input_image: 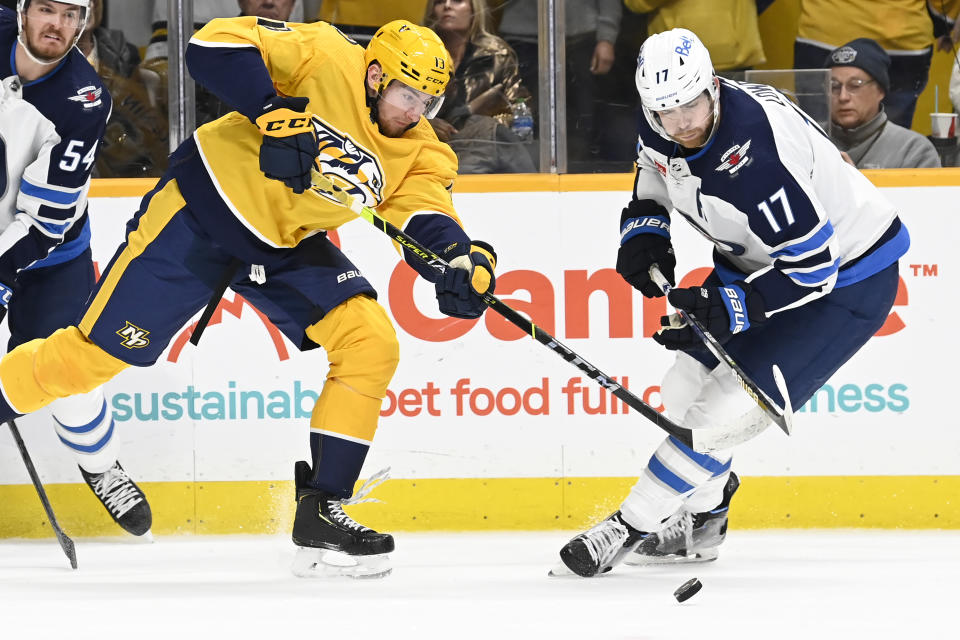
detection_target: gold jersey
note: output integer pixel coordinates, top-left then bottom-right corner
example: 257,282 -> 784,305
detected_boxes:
188,17 -> 461,249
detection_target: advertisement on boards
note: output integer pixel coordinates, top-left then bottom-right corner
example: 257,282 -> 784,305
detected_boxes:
0,186 -> 954,485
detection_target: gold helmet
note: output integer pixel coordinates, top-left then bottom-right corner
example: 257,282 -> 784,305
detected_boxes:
364,20 -> 452,118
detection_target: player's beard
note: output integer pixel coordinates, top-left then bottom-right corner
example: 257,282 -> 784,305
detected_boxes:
24,24 -> 75,64
377,115 -> 418,138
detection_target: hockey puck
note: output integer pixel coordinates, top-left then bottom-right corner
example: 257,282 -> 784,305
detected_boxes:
673,578 -> 702,603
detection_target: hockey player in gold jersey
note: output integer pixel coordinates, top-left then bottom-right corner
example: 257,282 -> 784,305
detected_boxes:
0,17 -> 496,578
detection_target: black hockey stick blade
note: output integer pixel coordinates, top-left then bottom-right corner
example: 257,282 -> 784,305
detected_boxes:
7,421 -> 78,569
308,169 -> 698,449
649,265 -> 793,436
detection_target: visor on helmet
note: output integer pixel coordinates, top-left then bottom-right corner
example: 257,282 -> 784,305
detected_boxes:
379,79 -> 445,119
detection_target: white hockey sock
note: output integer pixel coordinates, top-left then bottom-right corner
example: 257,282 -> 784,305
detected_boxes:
52,388 -> 118,474
620,436 -> 733,532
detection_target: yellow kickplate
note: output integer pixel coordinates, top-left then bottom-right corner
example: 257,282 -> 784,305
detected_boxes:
0,476 -> 956,538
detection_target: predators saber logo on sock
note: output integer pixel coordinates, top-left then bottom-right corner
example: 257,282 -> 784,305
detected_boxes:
117,322 -> 151,349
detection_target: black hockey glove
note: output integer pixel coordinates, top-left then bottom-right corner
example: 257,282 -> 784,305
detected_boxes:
254,96 -> 319,194
616,211 -> 675,298
653,281 -> 766,350
435,241 -> 497,319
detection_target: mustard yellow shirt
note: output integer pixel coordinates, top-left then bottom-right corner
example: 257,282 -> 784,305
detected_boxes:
625,0 -> 766,70
316,1 -> 429,28
798,0 -> 934,52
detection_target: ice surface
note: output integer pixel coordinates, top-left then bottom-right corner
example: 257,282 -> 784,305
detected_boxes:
0,530 -> 956,639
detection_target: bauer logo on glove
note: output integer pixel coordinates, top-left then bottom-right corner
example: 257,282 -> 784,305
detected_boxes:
653,281 -> 766,350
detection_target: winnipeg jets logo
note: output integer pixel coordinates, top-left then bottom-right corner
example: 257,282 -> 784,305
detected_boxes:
68,85 -> 102,109
715,140 -> 752,174
117,322 -> 150,349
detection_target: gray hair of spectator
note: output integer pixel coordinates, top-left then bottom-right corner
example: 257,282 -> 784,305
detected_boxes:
422,0 -> 491,43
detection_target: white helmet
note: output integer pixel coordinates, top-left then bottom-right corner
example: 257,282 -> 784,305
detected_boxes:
17,0 -> 90,65
635,28 -> 719,143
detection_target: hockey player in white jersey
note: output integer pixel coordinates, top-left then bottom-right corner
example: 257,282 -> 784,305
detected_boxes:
0,0 -> 151,536
558,28 -> 908,577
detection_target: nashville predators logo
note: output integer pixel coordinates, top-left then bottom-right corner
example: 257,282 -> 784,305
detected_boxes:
117,322 -> 151,349
311,116 -> 385,207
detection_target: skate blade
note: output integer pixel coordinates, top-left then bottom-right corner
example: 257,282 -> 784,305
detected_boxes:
624,548 -> 719,566
291,547 -> 392,580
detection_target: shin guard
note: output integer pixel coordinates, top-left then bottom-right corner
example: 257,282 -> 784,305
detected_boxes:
303,296 -> 399,497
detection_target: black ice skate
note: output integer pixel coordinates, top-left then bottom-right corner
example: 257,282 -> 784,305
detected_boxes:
625,471 -> 740,566
290,461 -> 394,579
554,511 -> 653,578
80,462 -> 152,537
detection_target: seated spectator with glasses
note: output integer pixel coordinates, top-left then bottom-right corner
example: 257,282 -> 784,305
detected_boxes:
824,38 -> 940,169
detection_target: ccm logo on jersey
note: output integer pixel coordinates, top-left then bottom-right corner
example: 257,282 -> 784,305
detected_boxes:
716,140 -> 752,174
68,85 -> 102,109
337,269 -> 362,283
117,322 -> 151,349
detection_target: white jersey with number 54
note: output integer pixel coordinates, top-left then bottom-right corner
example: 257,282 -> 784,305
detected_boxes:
0,75 -> 60,232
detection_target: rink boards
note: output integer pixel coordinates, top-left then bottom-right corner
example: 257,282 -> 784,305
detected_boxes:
1,170 -> 958,537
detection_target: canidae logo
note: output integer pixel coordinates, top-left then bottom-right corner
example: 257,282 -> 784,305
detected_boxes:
384,265 -> 910,343
117,322 -> 150,348
159,262 -> 909,360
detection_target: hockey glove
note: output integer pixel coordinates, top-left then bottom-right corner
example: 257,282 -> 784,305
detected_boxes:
616,213 -> 675,298
255,96 -> 319,194
435,241 -> 497,319
653,282 -> 766,350
0,282 -> 11,324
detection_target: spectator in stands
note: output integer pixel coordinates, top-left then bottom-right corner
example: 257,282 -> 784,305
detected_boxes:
791,0 -> 935,129
498,0 -> 621,166
951,54 -> 960,114
623,0 -> 765,72
311,0 -> 427,44
930,0 -> 960,52
424,0 -> 534,173
78,0 -> 169,177
825,38 -> 940,169
139,0 -> 300,126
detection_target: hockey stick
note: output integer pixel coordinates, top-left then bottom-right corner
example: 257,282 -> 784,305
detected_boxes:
6,420 -> 78,569
649,266 -> 793,436
308,168 -> 773,452
190,258 -> 242,346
